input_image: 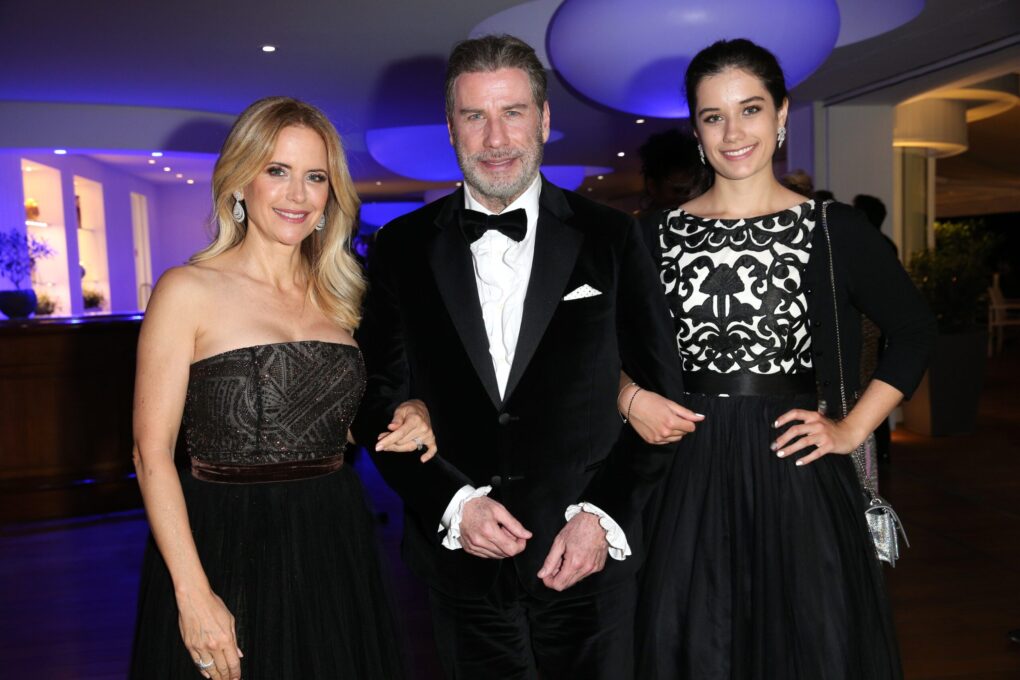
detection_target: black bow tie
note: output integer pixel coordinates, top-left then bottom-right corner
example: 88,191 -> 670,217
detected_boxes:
459,208 -> 528,244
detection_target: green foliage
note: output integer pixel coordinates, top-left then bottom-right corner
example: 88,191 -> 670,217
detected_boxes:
82,288 -> 106,310
35,292 -> 58,315
908,220 -> 997,333
0,230 -> 55,289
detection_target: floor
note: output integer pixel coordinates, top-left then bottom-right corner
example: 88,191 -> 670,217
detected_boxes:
1,354 -> 1019,679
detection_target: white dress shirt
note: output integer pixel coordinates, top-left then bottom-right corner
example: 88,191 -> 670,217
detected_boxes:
438,176 -> 631,561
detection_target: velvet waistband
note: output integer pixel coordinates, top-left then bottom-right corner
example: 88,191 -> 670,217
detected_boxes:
682,371 -> 816,397
190,455 -> 344,484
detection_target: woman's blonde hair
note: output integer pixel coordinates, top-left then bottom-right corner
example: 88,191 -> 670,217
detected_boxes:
191,96 -> 365,329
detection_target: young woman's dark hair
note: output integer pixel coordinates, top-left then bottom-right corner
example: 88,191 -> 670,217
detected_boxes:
684,39 -> 789,120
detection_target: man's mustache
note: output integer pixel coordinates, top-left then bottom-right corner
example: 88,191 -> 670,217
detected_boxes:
470,149 -> 523,163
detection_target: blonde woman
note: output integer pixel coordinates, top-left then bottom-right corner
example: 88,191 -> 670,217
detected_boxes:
130,97 -> 429,679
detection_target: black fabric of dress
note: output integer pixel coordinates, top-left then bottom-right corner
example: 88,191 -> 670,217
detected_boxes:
130,341 -> 404,679
637,204 -> 902,679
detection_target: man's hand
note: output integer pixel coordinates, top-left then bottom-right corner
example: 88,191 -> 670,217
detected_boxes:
537,512 -> 609,591
459,496 -> 532,559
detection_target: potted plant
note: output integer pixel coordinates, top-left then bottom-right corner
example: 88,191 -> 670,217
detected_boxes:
903,219 -> 996,435
0,229 -> 55,319
82,287 -> 106,312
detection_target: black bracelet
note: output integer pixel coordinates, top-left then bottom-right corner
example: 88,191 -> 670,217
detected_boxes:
622,387 -> 643,424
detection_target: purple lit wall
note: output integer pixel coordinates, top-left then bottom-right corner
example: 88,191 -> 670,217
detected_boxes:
150,182 -> 215,280
2,151 -> 162,314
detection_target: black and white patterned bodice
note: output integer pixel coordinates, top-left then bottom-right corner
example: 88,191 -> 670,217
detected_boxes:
658,201 -> 816,375
183,341 -> 364,465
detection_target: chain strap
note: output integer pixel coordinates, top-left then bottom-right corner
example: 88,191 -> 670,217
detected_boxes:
818,200 -> 877,499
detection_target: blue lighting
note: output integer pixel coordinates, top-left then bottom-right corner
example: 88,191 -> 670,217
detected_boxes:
541,165 -> 613,191
366,124 -> 565,181
360,202 -> 426,231
546,0 -> 841,118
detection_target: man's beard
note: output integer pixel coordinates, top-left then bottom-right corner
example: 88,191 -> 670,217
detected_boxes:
454,124 -> 544,209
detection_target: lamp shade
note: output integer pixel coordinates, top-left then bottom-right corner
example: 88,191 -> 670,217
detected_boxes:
546,0 -> 840,118
366,124 -> 565,181
894,99 -> 968,158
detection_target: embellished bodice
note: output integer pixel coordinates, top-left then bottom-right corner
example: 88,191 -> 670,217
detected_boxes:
658,201 -> 817,375
184,341 -> 365,465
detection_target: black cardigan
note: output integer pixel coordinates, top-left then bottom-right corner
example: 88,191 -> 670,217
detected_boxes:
643,201 -> 936,413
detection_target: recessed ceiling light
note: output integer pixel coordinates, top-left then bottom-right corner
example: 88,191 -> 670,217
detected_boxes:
635,118 -> 645,124
151,151 -> 163,157
375,181 -> 382,186
163,166 -> 171,172
455,181 -> 462,187
54,149 -> 67,155
24,167 -> 33,172
187,179 -> 195,185
147,159 -> 156,165
617,151 -> 625,157
176,173 -> 183,178
262,45 -> 277,53
597,175 -> 604,180
587,187 -> 593,192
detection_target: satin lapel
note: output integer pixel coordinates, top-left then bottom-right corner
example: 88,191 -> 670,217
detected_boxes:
503,182 -> 581,400
428,193 -> 502,409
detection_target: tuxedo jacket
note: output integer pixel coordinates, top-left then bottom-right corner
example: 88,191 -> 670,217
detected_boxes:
352,178 -> 684,599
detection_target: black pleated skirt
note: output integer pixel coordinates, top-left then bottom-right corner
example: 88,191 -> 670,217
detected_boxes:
637,392 -> 902,680
130,465 -> 405,679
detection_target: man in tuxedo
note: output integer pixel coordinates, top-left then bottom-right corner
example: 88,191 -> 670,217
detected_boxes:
353,34 -> 691,679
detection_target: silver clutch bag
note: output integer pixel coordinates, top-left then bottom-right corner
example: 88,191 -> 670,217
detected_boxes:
864,494 -> 909,566
820,201 -> 909,567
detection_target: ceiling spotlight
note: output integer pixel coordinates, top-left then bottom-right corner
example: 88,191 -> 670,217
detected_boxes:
617,151 -> 625,157
587,187 -> 593,192
597,175 -> 604,180
455,181 -> 462,187
375,181 -> 382,186
54,149 -> 67,155
163,166 -> 171,172
176,173 -> 183,178
24,167 -> 33,172
635,118 -> 645,124
151,151 -> 163,157
148,159 -> 156,164
261,45 -> 277,53
187,179 -> 195,185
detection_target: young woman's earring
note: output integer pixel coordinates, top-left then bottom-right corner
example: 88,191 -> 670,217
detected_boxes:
231,191 -> 245,223
315,213 -> 326,231
698,144 -> 706,165
777,126 -> 787,149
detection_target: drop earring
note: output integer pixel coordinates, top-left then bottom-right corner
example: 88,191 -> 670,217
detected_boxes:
231,191 -> 245,223
777,126 -> 787,149
315,213 -> 326,231
698,143 -> 706,165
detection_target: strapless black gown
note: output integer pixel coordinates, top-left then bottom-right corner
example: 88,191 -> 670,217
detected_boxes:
130,341 -> 404,678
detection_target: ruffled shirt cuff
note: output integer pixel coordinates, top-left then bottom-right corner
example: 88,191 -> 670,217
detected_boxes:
437,485 -> 493,550
565,502 -> 632,561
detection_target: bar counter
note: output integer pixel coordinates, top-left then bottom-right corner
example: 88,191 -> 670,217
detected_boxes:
0,314 -> 143,521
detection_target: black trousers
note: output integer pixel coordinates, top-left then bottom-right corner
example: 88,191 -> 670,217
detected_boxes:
428,562 -> 636,680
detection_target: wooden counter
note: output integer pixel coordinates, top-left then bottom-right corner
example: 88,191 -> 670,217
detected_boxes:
0,314 -> 143,521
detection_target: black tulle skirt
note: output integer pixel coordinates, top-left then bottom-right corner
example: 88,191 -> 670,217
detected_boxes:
637,392 -> 902,680
130,465 -> 405,679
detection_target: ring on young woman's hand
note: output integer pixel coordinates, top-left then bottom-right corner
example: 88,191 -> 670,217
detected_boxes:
194,658 -> 214,669
413,437 -> 426,452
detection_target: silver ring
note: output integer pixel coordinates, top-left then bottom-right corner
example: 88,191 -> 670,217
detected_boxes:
413,437 -> 426,452
195,658 -> 214,670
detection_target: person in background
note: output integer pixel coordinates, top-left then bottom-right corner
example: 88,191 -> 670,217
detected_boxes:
638,128 -> 707,225
130,97 -> 431,679
781,167 -> 814,198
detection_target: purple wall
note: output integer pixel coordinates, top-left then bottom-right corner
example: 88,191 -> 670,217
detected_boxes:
150,182 -> 214,281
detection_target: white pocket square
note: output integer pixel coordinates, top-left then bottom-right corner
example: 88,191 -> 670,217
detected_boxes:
563,284 -> 602,301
